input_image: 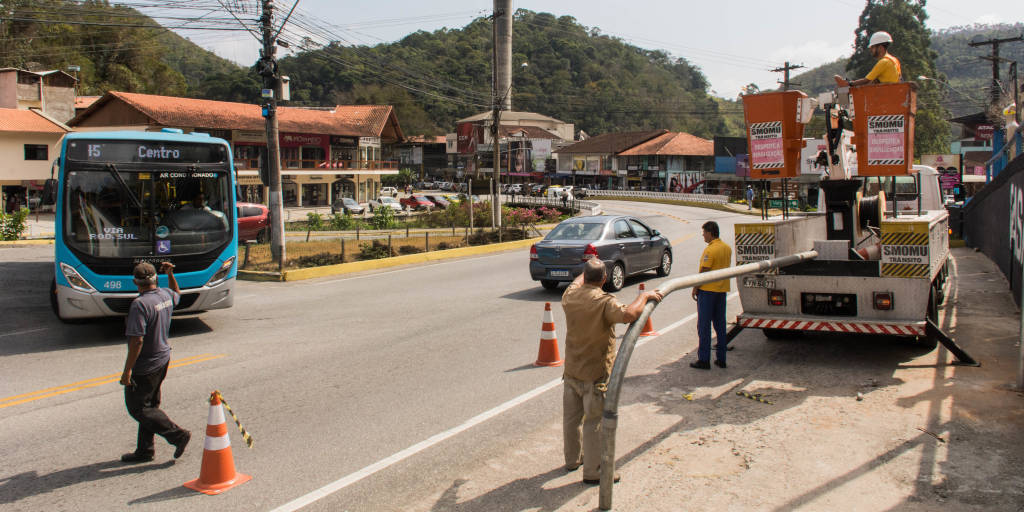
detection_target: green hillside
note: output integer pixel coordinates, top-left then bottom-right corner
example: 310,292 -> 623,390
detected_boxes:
276,10 -> 729,138
0,0 -> 243,98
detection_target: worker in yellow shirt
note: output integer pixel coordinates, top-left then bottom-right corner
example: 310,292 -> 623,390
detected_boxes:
833,31 -> 902,87
691,221 -> 732,370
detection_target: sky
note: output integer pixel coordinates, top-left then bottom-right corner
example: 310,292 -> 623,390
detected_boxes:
176,0 -> 1024,101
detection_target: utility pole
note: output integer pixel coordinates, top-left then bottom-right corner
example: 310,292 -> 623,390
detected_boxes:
771,61 -> 804,91
971,34 -> 1022,177
259,0 -> 285,270
969,34 -> 1023,107
491,0 -> 511,240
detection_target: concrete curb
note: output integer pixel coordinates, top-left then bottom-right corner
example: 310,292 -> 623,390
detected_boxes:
0,239 -> 54,247
238,237 -> 542,282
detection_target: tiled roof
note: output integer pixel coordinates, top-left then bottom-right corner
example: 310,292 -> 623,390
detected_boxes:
498,125 -> 560,139
0,108 -> 69,133
457,110 -> 566,124
75,96 -> 101,109
617,132 -> 713,156
71,92 -> 397,138
557,130 -> 668,154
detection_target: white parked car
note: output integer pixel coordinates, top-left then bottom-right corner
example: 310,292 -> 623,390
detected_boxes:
380,186 -> 399,197
368,196 -> 403,213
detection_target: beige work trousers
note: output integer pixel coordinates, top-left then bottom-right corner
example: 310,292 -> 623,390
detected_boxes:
563,376 -> 606,480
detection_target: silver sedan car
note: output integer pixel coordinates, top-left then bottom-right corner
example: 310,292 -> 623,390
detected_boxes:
529,215 -> 672,291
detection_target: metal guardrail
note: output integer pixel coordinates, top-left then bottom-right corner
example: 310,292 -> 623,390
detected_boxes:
506,195 -> 601,214
587,189 -> 729,205
598,250 -> 818,510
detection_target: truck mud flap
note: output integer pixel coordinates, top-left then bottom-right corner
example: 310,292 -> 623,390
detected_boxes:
926,319 -> 980,366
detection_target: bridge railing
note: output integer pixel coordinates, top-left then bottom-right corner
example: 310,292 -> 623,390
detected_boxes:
586,189 -> 729,204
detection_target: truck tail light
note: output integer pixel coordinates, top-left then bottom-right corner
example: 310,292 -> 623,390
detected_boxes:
582,244 -> 599,261
873,291 -> 893,310
768,289 -> 786,306
530,244 -> 538,261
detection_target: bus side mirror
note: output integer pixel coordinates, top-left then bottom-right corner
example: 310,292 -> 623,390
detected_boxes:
42,179 -> 57,205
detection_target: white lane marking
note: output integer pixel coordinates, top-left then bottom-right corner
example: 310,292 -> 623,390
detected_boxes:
0,327 -> 49,339
311,252 -> 509,286
271,292 -> 739,511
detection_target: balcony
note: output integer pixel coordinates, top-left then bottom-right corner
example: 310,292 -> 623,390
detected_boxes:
233,158 -> 399,171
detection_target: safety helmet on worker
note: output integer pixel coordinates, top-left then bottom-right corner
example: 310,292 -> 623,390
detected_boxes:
868,31 -> 893,48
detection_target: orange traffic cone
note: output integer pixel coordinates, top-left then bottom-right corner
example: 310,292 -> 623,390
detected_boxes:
184,391 -> 252,495
535,302 -> 564,367
639,284 -> 659,337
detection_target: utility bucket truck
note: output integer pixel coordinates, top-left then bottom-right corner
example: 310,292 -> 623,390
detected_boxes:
731,82 -> 976,365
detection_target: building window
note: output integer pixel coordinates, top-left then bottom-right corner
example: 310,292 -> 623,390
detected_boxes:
24,144 -> 48,160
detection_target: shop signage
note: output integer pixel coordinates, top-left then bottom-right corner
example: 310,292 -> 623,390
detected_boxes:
233,130 -> 266,143
359,136 -> 381,148
331,136 -> 357,145
975,124 -> 994,141
281,134 -> 324,147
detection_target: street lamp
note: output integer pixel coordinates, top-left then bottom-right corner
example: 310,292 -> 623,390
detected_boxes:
917,75 -> 985,106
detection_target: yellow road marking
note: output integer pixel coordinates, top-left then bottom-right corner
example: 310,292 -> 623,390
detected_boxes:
0,354 -> 226,409
671,233 -> 698,246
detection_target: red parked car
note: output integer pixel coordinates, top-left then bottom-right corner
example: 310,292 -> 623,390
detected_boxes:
400,194 -> 435,211
237,202 -> 269,242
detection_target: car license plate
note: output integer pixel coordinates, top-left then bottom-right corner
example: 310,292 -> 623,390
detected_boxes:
743,276 -> 775,288
549,270 -> 570,278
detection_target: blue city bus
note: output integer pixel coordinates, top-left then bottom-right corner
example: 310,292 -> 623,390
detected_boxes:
50,129 -> 238,321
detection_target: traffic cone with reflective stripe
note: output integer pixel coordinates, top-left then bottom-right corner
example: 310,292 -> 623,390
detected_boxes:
639,284 -> 659,336
534,302 -> 563,367
184,391 -> 252,495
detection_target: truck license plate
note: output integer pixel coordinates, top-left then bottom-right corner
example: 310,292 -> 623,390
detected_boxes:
743,276 -> 775,288
550,270 -> 570,278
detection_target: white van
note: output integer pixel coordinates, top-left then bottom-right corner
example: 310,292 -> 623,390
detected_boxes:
547,186 -> 573,201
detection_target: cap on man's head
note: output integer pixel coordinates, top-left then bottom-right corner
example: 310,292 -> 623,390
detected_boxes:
133,262 -> 157,285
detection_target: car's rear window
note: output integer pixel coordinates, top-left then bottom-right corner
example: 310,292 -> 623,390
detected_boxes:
547,222 -> 604,241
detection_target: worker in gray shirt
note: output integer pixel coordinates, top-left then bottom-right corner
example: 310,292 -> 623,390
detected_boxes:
119,261 -> 191,463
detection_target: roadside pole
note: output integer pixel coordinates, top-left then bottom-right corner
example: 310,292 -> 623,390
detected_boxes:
260,0 -> 285,270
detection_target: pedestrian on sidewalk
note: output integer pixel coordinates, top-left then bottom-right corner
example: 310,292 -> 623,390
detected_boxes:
561,259 -> 662,484
691,221 -> 732,369
746,185 -> 754,210
119,261 -> 191,463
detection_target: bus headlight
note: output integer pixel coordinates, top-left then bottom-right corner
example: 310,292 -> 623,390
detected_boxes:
206,257 -> 236,287
60,263 -> 96,293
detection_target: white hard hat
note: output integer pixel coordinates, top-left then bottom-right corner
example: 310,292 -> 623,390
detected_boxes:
869,31 -> 893,48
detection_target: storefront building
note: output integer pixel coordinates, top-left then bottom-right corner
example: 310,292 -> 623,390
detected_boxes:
449,111 -> 573,183
616,132 -> 713,192
68,92 -> 404,206
0,108 -> 69,213
556,130 -> 668,190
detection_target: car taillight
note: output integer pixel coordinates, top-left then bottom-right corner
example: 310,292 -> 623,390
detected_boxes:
873,291 -> 893,310
768,289 -> 786,306
530,244 -> 538,261
582,244 -> 598,261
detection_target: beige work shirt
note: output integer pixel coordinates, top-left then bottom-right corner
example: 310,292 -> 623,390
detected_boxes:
561,281 -> 628,382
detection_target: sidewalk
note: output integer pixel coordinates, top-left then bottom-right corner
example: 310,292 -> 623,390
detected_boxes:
396,247 -> 1024,511
18,212 -> 54,239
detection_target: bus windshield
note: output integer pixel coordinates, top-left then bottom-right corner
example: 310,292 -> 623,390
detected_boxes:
64,166 -> 232,258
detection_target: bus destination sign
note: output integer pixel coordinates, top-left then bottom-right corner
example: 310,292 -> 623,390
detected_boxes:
66,140 -> 227,164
